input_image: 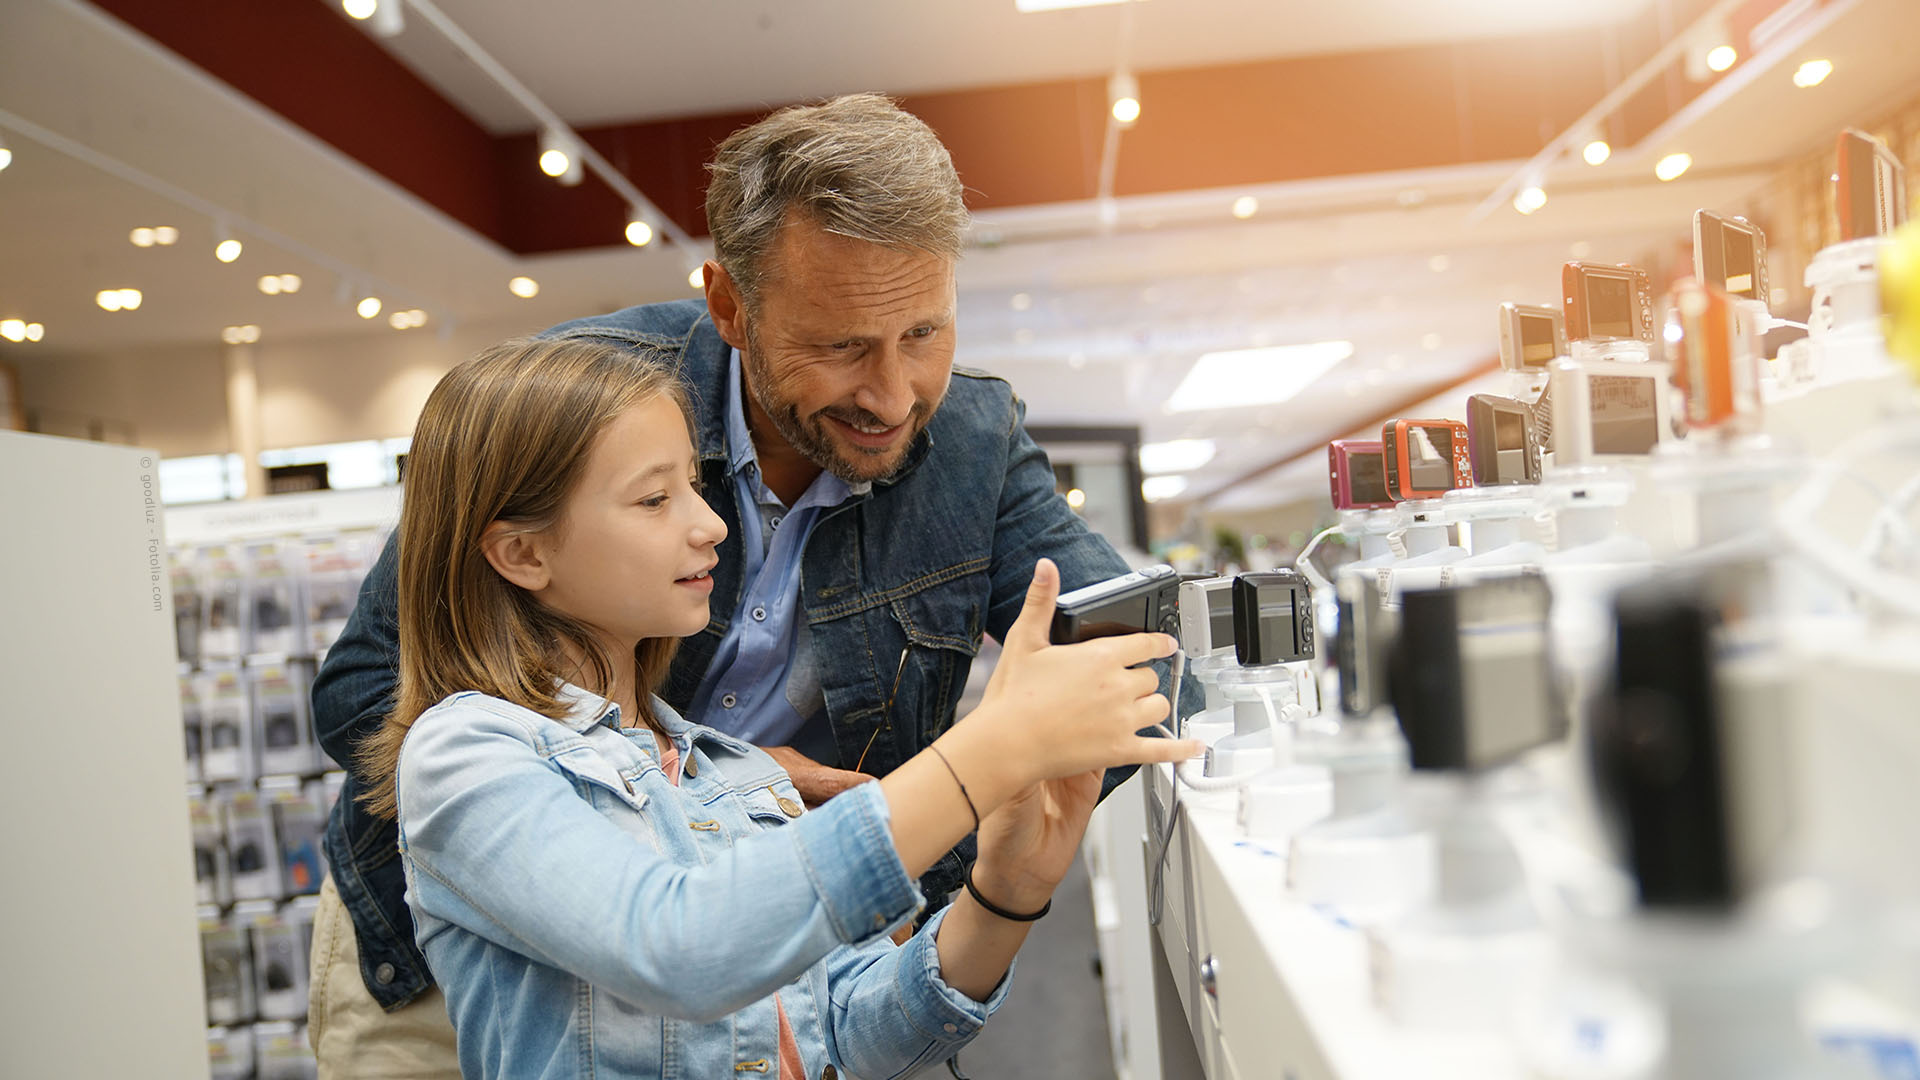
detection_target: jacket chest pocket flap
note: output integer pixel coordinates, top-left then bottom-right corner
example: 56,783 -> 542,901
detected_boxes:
738,779 -> 808,827
548,745 -> 649,813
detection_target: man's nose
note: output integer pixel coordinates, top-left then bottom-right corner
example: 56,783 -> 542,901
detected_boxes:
853,346 -> 914,426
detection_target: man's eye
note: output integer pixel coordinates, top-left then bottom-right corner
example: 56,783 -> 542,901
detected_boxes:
907,325 -> 936,339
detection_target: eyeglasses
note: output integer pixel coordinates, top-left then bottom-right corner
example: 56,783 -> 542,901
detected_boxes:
853,647 -> 911,773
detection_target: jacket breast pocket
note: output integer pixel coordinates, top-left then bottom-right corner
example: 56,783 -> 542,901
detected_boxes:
737,779 -> 809,830
548,745 -> 650,816
885,575 -> 987,748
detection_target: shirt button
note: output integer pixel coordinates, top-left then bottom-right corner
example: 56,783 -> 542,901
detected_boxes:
721,693 -> 737,709
770,515 -> 784,530
752,606 -> 767,621
374,962 -> 395,985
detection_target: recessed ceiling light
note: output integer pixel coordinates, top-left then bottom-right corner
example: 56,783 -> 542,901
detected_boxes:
1231,196 -> 1259,220
508,276 -> 540,299
220,324 -> 261,345
215,238 -> 243,263
356,296 -> 382,319
342,0 -> 378,18
258,275 -> 283,296
1166,341 -> 1354,413
1655,152 -> 1693,181
1583,140 -> 1611,166
0,138 -> 11,172
688,265 -> 705,289
1065,487 -> 1087,509
1514,186 -> 1548,215
24,322 -> 42,342
1706,45 -> 1737,72
130,228 -> 156,248
0,319 -> 25,342
154,226 -> 178,245
1794,59 -> 1833,88
96,290 -> 124,312
1108,71 -> 1140,127
279,274 -> 301,293
1141,475 -> 1189,503
1139,439 -> 1216,474
624,218 -> 654,247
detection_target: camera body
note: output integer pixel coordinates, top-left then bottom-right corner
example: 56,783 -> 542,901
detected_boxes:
1231,570 -> 1314,667
1050,564 -> 1182,645
1563,261 -> 1656,347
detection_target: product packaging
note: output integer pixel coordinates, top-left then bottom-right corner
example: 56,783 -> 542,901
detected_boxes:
181,667 -> 205,784
303,529 -> 377,656
261,774 -> 327,897
172,554 -> 202,664
188,785 -> 232,907
238,899 -> 306,1021
224,786 -> 283,901
200,906 -> 256,1026
198,664 -> 253,785
206,1025 -> 256,1080
247,539 -> 306,656
253,1020 -> 319,1080
251,656 -> 313,777
287,893 -> 323,977
199,544 -> 250,660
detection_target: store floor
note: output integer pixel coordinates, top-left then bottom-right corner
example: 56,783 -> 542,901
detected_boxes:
946,850 -> 1116,1079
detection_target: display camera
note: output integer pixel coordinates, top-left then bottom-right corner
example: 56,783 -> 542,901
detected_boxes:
1562,261 -> 1656,346
1050,564 -> 1182,645
1590,582 -> 1735,909
1230,571 -> 1314,667
1548,358 -> 1676,464
1498,302 -> 1567,373
1692,210 -> 1769,305
1837,128 -> 1908,242
1335,574 -> 1391,719
1381,419 -> 1472,501
1671,278 -> 1762,433
1466,394 -> 1540,486
1328,439 -> 1398,510
1388,576 -> 1560,772
1177,576 -> 1236,657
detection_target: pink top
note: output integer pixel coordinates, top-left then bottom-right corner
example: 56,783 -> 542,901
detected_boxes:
658,739 -> 807,1080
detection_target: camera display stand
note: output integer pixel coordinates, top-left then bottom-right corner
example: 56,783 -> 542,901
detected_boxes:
1288,714 -> 1434,925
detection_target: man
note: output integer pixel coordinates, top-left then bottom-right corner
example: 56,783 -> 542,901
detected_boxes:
308,93 -> 1174,1076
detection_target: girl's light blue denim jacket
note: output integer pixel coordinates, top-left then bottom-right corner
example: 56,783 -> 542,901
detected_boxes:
395,683 -> 1008,1080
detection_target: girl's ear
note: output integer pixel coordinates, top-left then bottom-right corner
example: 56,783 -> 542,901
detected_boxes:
481,521 -> 551,592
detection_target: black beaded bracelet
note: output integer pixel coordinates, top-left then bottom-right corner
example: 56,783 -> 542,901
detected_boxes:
965,866 -> 1051,922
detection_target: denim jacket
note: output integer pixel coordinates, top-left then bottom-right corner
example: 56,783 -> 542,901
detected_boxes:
313,299 -> 1153,1009
399,684 -> 1003,1079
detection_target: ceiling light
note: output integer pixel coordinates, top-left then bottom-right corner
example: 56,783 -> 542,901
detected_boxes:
1655,152 -> 1693,181
154,226 -> 178,245
1514,185 -> 1548,215
1065,487 -> 1087,509
117,288 -> 142,310
508,276 -> 540,299
1108,71 -> 1141,128
1166,340 -> 1354,413
1428,254 -> 1450,273
258,275 -> 283,296
0,134 -> 10,172
688,264 -> 706,289
1142,475 -> 1189,503
130,228 -> 156,248
0,320 -> 24,342
1706,45 -> 1737,72
624,213 -> 654,247
215,238 -> 243,263
1010,292 -> 1033,311
1016,0 -> 1136,11
1583,140 -> 1611,166
1139,439 -> 1216,475
388,312 -> 409,330
537,126 -> 583,186
96,290 -> 124,312
24,323 -> 42,342
1794,59 -> 1833,88
342,0 -> 377,17
356,296 -> 382,319
1231,196 -> 1258,220
341,0 -> 403,35
220,324 -> 261,345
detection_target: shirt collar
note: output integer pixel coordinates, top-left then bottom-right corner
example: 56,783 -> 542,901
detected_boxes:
724,349 -> 870,502
552,681 -> 693,738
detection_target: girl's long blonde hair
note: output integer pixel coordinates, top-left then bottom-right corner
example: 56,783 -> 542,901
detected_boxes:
358,336 -> 692,820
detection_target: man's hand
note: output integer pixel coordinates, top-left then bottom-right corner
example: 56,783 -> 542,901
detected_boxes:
760,745 -> 875,808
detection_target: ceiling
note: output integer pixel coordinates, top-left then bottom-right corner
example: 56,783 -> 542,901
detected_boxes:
2,0 -> 1918,515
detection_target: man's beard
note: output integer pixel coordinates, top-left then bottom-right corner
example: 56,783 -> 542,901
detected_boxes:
741,320 -> 938,486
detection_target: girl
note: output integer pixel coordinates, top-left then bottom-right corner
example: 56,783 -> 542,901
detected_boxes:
357,337 -> 1198,1079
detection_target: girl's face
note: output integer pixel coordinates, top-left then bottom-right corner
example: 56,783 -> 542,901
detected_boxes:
532,395 -> 726,646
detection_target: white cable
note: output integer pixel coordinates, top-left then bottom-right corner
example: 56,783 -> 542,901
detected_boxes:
1294,523 -> 1343,596
1160,679 -> 1309,792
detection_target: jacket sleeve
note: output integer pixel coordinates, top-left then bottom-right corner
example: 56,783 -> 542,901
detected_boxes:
396,703 -> 924,1024
311,530 -> 401,771
818,907 -> 1009,1079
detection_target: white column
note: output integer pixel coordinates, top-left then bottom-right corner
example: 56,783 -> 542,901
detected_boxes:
223,342 -> 266,498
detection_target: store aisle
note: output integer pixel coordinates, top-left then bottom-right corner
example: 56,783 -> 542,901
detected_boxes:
951,855 -> 1117,1079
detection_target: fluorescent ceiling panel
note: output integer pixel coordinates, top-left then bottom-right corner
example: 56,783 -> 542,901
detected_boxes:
1166,341 -> 1355,413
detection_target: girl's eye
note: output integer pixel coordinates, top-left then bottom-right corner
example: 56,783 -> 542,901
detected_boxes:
639,495 -> 668,509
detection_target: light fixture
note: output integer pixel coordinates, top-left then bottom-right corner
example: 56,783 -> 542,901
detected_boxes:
1794,59 -> 1833,88
0,320 -> 24,342
258,275 -> 283,296
1108,71 -> 1141,128
1514,185 -> 1548,215
341,0 -> 403,36
118,288 -> 142,310
342,0 -> 377,17
154,226 -> 178,245
1686,18 -> 1735,82
1065,487 -> 1088,509
1655,152 -> 1693,181
388,308 -> 427,330
97,288 -> 142,312
215,237 -> 243,263
624,211 -> 654,247
1139,439 -> 1216,475
130,228 -> 156,248
1231,195 -> 1259,220
356,296 -> 383,319
278,274 -> 301,293
24,322 -> 42,342
1583,139 -> 1612,166
1141,475 -> 1190,503
1010,292 -> 1033,311
508,276 -> 540,299
537,126 -> 583,186
220,324 -> 261,345
1706,45 -> 1738,72
0,137 -> 10,172
688,264 -> 705,289
1166,340 -> 1354,413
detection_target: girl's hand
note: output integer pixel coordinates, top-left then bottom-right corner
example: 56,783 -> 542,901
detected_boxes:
968,768 -> 1103,916
965,559 -> 1199,788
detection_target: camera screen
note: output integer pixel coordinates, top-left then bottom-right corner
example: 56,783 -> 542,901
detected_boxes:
1208,595 -> 1235,651
1590,375 -> 1659,454
1458,579 -> 1556,765
1494,408 -> 1527,449
1518,312 -> 1558,367
1407,425 -> 1454,490
1348,449 -> 1390,503
1720,228 -> 1757,297
1587,275 -> 1636,340
1073,593 -> 1149,640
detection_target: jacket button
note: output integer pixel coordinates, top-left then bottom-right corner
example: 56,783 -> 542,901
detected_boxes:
374,962 -> 395,985
683,756 -> 698,778
721,693 -> 738,709
776,796 -> 803,818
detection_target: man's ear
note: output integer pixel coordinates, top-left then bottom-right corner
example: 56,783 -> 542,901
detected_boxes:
480,521 -> 551,593
704,260 -> 749,351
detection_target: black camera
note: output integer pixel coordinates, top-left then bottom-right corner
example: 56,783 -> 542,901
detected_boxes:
1230,571 -> 1314,667
1049,564 -> 1181,645
1389,576 -> 1561,772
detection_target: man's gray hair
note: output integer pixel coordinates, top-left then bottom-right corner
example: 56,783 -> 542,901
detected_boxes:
704,93 -> 968,308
